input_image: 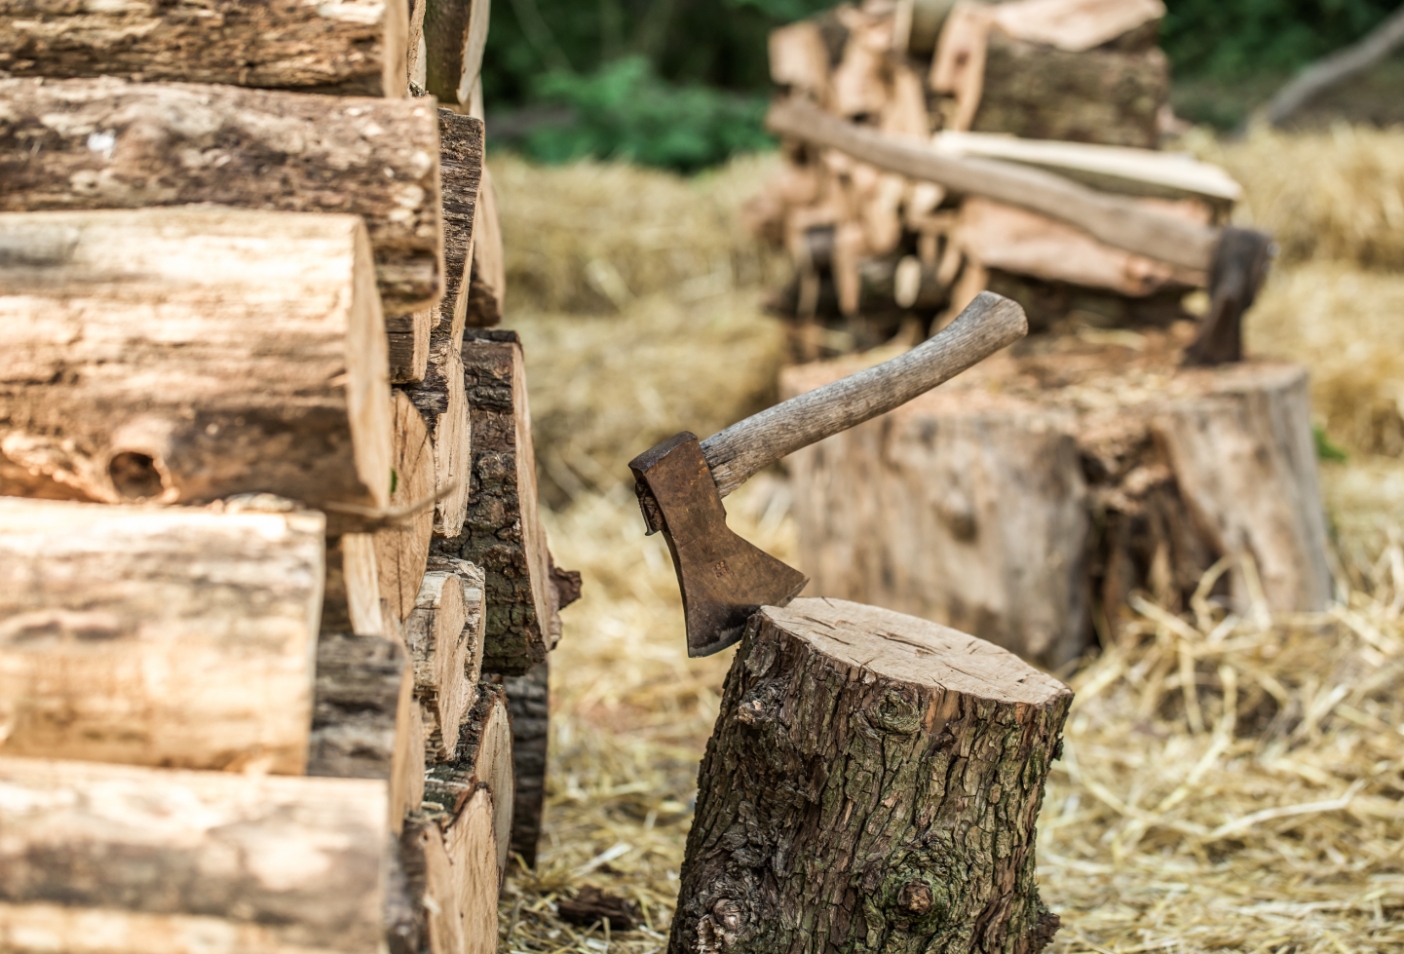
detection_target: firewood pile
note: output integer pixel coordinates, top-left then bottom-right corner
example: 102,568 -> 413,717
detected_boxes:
0,3 -> 572,952
747,0 -> 1249,355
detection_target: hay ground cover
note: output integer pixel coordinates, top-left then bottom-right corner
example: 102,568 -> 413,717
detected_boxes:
493,127 -> 1404,953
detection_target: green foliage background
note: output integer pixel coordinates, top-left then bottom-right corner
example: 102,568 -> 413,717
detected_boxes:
482,0 -> 1400,170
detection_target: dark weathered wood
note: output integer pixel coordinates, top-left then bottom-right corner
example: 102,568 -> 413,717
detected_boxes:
465,162 -> 505,329
0,77 -> 443,315
0,207 -> 393,509
1184,227 -> 1274,367
671,598 -> 1071,954
0,0 -> 408,98
700,291 -> 1027,498
0,499 -> 323,773
408,341 -> 473,538
0,757 -> 390,954
766,98 -> 1219,273
423,0 -> 490,106
424,685 -> 515,883
502,659 -> 550,869
438,110 -> 486,345
438,330 -> 554,674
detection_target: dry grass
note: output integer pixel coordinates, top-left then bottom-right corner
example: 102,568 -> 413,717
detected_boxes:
493,129 -> 1404,953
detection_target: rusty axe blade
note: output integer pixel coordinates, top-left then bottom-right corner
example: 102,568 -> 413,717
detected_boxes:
628,291 -> 1029,657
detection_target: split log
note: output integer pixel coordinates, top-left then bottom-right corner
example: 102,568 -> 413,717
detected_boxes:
0,0 -> 409,98
408,341 -> 474,539
377,391 -> 437,622
502,659 -> 550,869
670,598 -> 1071,954
423,0 -> 492,107
438,110 -> 486,345
782,340 -> 1333,667
309,632 -> 425,834
0,499 -> 323,774
408,560 -> 486,760
390,308 -> 434,385
440,330 -> 554,675
324,533 -> 390,637
424,685 -> 516,883
0,77 -> 443,315
399,791 -> 499,954
465,163 -> 506,328
0,757 -> 389,954
0,207 -> 394,509
408,0 -> 430,93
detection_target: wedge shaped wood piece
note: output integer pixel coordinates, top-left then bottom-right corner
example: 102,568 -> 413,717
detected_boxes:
424,685 -> 515,883
376,391 -> 436,622
0,499 -> 324,774
0,207 -> 393,509
0,758 -> 390,954
408,341 -> 473,538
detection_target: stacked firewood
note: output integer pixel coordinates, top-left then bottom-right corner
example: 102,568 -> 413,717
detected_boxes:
748,0 -> 1246,354
0,3 -> 569,952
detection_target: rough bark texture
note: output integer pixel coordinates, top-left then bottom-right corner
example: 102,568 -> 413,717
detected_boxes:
0,499 -> 323,774
324,533 -> 388,637
408,341 -> 473,539
503,659 -> 550,869
437,110 -> 485,345
0,757 -> 389,954
439,330 -> 553,674
423,0 -> 491,106
783,340 -> 1333,666
0,77 -> 443,315
424,685 -> 516,882
378,391 -> 437,622
0,206 -> 393,509
465,162 -> 505,328
671,599 -> 1071,954
972,34 -> 1169,149
0,0 -> 408,97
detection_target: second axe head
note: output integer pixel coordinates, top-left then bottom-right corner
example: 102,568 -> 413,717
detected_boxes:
628,292 -> 1029,657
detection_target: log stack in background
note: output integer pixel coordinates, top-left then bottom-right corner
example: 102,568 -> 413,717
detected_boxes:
0,3 -> 568,951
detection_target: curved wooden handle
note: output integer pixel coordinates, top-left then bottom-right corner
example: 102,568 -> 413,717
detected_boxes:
700,291 -> 1027,497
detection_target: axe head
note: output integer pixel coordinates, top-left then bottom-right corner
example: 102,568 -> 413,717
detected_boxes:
629,432 -> 808,657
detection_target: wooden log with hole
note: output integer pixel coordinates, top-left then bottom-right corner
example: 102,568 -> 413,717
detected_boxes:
671,598 -> 1071,954
781,335 -> 1333,668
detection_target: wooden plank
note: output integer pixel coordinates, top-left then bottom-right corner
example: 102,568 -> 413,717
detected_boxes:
0,77 -> 443,315
0,499 -> 322,774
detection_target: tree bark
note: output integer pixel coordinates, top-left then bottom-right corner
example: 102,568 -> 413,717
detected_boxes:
0,499 -> 323,774
408,561 -> 485,760
377,391 -> 437,623
408,341 -> 474,539
438,110 -> 486,345
502,659 -> 550,869
0,0 -> 408,98
0,757 -> 389,954
423,0 -> 491,107
465,162 -> 505,328
439,330 -> 554,674
0,206 -> 393,510
670,598 -> 1071,954
0,77 -> 443,315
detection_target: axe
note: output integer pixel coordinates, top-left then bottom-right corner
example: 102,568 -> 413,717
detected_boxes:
628,291 -> 1028,657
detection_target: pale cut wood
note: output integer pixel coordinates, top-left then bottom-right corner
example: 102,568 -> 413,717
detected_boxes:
465,162 -> 506,328
0,0 -> 408,98
409,342 -> 473,539
0,208 -> 394,508
408,570 -> 471,760
769,20 -> 833,104
0,499 -> 322,773
700,291 -> 1027,498
324,533 -> 389,637
893,0 -> 957,56
829,16 -> 889,118
672,598 -> 1070,954
442,789 -> 500,954
426,554 -> 488,689
390,307 -> 434,385
438,110 -> 486,345
377,391 -> 436,622
398,810 -> 465,954
0,77 -> 443,314
424,686 -> 516,883
423,0 -> 491,106
930,1 -> 990,132
442,330 -> 554,674
986,0 -> 1165,52
0,757 -> 389,954
408,0 -> 430,92
768,98 -> 1218,272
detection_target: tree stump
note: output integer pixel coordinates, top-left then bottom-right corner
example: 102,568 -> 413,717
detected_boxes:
783,332 -> 1333,667
671,598 -> 1070,954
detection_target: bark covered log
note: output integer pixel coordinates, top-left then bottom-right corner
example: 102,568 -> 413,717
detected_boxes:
0,0 -> 409,98
0,206 -> 393,509
377,391 -> 437,622
503,658 -> 550,869
0,757 -> 390,954
0,77 -> 443,315
408,340 -> 473,539
423,0 -> 491,107
0,499 -> 323,774
438,110 -> 486,345
465,162 -> 505,328
671,598 -> 1071,954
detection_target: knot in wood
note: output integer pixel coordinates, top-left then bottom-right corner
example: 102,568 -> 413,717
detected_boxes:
897,881 -> 934,917
870,689 -> 920,734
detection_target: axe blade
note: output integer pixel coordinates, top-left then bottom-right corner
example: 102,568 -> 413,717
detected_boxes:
629,432 -> 808,657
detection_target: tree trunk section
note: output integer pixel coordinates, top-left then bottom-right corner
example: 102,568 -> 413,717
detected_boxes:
465,163 -> 505,328
0,77 -> 443,315
0,0 -> 408,98
0,207 -> 393,510
502,658 -> 550,869
671,598 -> 1071,954
438,110 -> 486,346
390,307 -> 434,385
324,533 -> 390,637
377,391 -> 437,623
0,499 -> 323,774
408,341 -> 473,539
423,0 -> 491,107
440,330 -> 553,674
408,561 -> 485,760
0,757 -> 389,954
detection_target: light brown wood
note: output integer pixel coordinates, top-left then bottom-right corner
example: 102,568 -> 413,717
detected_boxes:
671,598 -> 1070,954
0,207 -> 393,509
389,307 -> 434,385
0,499 -> 322,774
986,0 -> 1165,52
0,77 -> 443,315
408,566 -> 475,760
768,20 -> 833,104
323,533 -> 389,637
0,757 -> 389,954
408,341 -> 473,539
438,110 -> 486,345
377,391 -> 437,622
423,0 -> 492,106
426,554 -> 488,689
408,0 -> 430,92
442,789 -> 500,954
425,685 -> 515,883
700,291 -> 1027,498
442,330 -> 554,674
0,0 -> 409,97
398,810 -> 466,954
465,162 -> 505,328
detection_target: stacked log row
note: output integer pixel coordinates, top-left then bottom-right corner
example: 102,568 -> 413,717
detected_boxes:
0,3 -> 565,952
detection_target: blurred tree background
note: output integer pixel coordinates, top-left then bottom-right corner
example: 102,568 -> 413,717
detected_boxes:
482,0 -> 1402,169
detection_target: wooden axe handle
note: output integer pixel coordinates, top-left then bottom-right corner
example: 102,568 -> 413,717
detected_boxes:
701,291 -> 1027,497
